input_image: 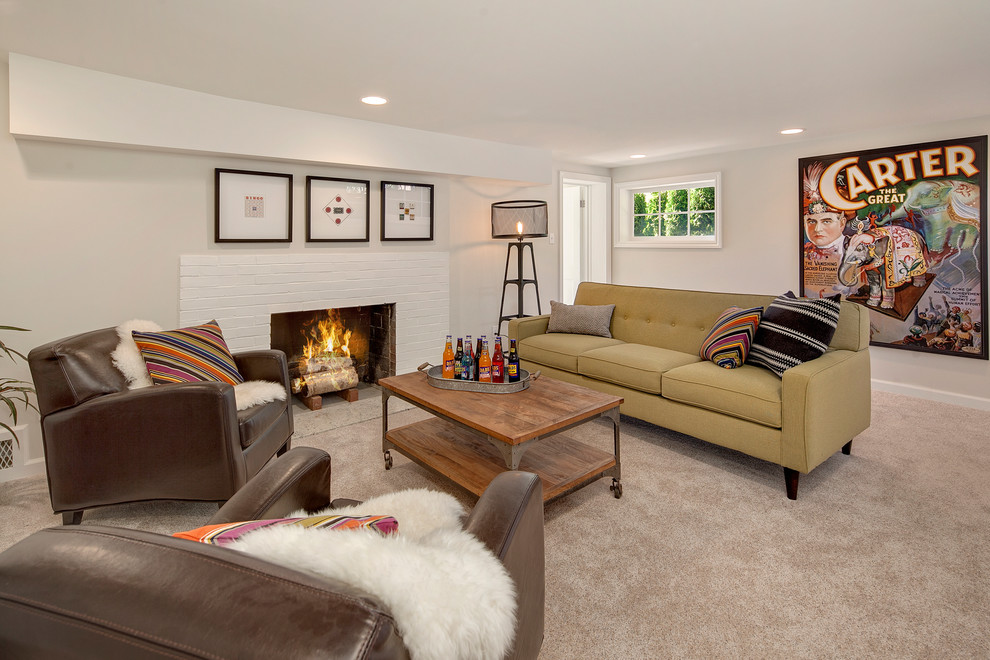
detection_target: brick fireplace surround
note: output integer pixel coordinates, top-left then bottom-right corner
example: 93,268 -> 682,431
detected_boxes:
179,253 -> 450,376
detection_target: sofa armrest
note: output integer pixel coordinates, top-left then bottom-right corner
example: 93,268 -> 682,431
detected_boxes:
465,471 -> 545,660
208,447 -> 333,524
780,348 -> 871,473
508,315 -> 550,342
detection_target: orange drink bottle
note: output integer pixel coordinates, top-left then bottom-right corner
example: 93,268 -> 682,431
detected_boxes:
478,338 -> 492,382
442,335 -> 455,379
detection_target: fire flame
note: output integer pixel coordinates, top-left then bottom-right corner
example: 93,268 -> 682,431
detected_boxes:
301,310 -> 352,360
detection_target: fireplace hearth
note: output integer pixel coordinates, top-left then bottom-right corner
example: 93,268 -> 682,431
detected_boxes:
271,304 -> 395,410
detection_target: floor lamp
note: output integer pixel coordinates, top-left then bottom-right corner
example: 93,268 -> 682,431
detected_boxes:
493,200 -> 548,335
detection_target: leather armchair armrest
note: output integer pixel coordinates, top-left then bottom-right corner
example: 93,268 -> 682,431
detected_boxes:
235,349 -> 291,387
208,447 -> 333,524
0,526 -> 408,658
465,471 -> 545,660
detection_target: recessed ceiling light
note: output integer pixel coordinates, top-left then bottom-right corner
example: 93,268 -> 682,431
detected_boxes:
780,128 -> 804,135
361,96 -> 388,106
630,154 -> 646,159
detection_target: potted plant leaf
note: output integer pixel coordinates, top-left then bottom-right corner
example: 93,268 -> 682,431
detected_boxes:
1,325 -> 38,447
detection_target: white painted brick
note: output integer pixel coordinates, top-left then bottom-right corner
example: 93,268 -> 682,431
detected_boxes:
217,255 -> 260,266
180,252 -> 449,374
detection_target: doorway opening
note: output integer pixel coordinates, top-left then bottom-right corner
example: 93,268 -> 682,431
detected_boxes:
560,172 -> 611,303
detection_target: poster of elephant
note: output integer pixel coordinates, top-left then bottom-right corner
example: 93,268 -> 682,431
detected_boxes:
799,135 -> 987,359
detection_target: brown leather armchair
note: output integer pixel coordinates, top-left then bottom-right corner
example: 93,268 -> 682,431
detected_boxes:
0,447 -> 546,659
27,327 -> 294,524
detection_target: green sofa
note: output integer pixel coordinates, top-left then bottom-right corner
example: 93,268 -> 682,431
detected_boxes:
508,282 -> 871,499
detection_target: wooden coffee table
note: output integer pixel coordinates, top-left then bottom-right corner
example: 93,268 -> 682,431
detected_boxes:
379,371 -> 623,502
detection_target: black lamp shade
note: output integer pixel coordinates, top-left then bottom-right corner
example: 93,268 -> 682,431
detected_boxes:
491,200 -> 548,239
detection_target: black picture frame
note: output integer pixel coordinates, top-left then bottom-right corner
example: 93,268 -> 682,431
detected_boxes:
381,181 -> 434,241
306,176 -> 371,242
215,168 -> 293,243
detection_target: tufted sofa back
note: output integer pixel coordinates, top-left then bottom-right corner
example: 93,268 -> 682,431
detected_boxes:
573,282 -> 869,354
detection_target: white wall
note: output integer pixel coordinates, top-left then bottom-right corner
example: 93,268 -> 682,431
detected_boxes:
610,116 -> 990,409
1,62 -> 553,467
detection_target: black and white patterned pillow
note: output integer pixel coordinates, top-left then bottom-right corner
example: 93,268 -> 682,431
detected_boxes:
746,292 -> 841,377
546,301 -> 615,337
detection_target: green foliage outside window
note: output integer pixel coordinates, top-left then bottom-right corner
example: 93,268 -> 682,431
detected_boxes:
633,186 -> 715,237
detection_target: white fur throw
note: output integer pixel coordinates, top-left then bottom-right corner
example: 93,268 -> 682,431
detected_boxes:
111,320 -> 287,411
232,489 -> 516,660
112,319 -> 162,389
232,380 -> 288,410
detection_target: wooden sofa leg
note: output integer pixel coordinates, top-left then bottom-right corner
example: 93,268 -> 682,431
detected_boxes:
842,440 -> 853,455
783,468 -> 799,500
62,510 -> 83,525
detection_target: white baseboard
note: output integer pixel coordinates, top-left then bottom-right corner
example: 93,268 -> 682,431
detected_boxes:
872,379 -> 990,411
0,457 -> 45,483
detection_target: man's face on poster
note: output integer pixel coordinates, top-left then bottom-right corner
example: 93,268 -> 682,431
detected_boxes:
805,211 -> 846,247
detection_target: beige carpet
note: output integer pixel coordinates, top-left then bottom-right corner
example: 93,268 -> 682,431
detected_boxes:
1,389 -> 987,658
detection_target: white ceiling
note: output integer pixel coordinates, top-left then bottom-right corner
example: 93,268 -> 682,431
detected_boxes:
2,0 -> 989,168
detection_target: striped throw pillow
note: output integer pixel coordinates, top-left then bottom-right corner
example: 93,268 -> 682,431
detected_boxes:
173,514 -> 399,546
132,321 -> 244,386
700,306 -> 763,368
746,292 -> 841,377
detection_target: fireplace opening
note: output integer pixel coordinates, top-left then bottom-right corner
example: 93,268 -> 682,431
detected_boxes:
271,304 -> 395,410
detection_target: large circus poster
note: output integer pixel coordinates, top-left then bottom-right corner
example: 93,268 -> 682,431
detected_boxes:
799,136 -> 987,359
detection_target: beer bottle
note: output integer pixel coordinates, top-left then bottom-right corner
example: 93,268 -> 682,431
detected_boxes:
442,335 -> 455,379
462,335 -> 475,380
453,338 -> 464,380
474,336 -> 484,381
507,339 -> 521,382
478,338 -> 492,382
491,337 -> 505,383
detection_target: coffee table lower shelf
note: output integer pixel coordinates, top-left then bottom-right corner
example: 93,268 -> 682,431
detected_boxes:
384,417 -> 617,502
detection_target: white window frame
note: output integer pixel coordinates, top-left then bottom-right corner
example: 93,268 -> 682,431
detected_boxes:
613,172 -> 721,248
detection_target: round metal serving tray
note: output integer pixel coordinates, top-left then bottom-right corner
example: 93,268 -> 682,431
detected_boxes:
418,363 -> 539,394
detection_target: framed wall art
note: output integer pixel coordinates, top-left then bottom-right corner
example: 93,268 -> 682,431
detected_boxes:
306,176 -> 370,242
215,168 -> 292,243
381,181 -> 434,241
799,135 -> 987,359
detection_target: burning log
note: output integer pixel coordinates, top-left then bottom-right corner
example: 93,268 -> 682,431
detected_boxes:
301,355 -> 354,375
291,356 -> 359,396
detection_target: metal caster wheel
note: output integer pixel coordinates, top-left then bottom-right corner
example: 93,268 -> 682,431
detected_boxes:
610,479 -> 623,498
384,451 -> 393,470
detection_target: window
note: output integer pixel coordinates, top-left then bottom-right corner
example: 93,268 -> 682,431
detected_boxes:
614,172 -> 721,248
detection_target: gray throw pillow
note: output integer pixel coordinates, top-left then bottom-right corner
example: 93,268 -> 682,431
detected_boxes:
547,301 -> 615,337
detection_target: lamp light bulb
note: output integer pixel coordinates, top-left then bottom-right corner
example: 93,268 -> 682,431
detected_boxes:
517,221 -> 523,234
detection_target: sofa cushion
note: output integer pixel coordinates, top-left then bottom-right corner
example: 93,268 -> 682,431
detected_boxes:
662,361 -> 782,428
132,321 -> 245,386
579,343 -> 701,395
699,306 -> 762,369
747,292 -> 841,377
547,300 -> 616,337
518,333 -> 624,373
